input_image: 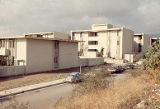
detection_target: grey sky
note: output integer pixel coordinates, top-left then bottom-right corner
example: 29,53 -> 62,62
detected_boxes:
0,0 -> 160,36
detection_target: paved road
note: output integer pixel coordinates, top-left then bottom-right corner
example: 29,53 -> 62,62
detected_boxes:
0,83 -> 73,109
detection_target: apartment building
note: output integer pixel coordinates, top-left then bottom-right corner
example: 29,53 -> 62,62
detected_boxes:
133,33 -> 151,55
0,32 -> 79,76
71,24 -> 134,60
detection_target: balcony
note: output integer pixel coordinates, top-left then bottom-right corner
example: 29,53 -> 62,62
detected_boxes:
88,45 -> 99,49
0,48 -> 10,56
88,36 -> 98,41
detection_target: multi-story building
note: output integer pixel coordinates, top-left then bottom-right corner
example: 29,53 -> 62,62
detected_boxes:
0,32 -> 79,76
133,33 -> 151,55
71,24 -> 134,60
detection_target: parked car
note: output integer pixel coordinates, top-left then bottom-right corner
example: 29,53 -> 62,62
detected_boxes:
123,64 -> 134,69
108,65 -> 124,73
65,72 -> 82,83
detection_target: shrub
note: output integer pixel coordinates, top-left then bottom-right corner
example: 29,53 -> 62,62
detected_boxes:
142,40 -> 160,70
3,96 -> 29,109
73,71 -> 110,95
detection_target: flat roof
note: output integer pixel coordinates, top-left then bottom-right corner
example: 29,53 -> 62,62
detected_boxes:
0,36 -> 80,43
71,28 -> 121,33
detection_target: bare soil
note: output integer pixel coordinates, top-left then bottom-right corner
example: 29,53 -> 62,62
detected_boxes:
0,67 -> 82,91
0,64 -> 111,91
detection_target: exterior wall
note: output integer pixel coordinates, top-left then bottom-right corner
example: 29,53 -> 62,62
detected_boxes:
58,42 -> 79,69
74,32 -> 89,56
142,34 -> 151,54
122,28 -> 134,58
79,57 -> 104,66
98,32 -> 108,57
26,39 -> 54,73
54,32 -> 70,39
133,34 -> 151,55
0,66 -> 26,77
92,24 -> 113,30
16,39 -> 27,65
133,36 -> 141,53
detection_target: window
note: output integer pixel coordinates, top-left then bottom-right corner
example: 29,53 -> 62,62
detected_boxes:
0,40 -> 2,48
88,49 -> 98,52
117,41 -> 120,45
138,44 -> 142,53
117,31 -> 120,36
54,41 -> 59,49
89,32 -> 98,37
88,41 -> 98,45
2,40 -> 5,47
54,56 -> 58,64
9,40 -> 15,48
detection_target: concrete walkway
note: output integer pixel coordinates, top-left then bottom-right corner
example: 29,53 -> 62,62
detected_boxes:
0,78 -> 65,98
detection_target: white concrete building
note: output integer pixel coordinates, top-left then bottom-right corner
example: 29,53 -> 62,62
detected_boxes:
0,32 -> 79,76
71,24 -> 134,60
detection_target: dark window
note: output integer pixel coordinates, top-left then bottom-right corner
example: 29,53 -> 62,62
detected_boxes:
9,40 -> 15,48
138,44 -> 142,52
54,56 -> 58,64
89,32 -> 98,37
0,40 -> 2,48
88,41 -> 98,45
117,41 -> 120,45
2,40 -> 5,47
88,49 -> 98,52
54,41 -> 59,49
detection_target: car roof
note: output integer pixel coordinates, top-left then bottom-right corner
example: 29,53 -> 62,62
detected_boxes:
70,72 -> 80,75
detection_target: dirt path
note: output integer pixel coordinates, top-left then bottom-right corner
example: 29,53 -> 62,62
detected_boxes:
111,73 -> 130,83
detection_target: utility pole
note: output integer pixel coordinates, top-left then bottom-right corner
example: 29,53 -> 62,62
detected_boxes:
80,65 -> 82,74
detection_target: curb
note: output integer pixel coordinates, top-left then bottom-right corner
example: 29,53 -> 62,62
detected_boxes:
0,78 -> 66,99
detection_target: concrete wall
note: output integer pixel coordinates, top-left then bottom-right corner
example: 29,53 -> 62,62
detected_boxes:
54,32 -> 70,39
79,57 -> 104,66
16,39 -> 27,65
124,54 -> 134,63
26,39 -> 54,73
142,34 -> 151,54
59,42 -> 79,69
74,32 -> 89,56
122,28 -> 134,58
92,24 -> 113,30
0,66 -> 26,77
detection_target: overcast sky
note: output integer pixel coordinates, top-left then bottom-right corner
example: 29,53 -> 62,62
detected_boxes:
0,0 -> 160,36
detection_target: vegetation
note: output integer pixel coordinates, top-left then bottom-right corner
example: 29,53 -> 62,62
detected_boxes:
55,44 -> 160,109
142,40 -> 160,70
1,96 -> 29,109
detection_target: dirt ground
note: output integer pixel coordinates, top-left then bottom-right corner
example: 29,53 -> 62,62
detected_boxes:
0,64 -> 111,91
0,67 -> 83,91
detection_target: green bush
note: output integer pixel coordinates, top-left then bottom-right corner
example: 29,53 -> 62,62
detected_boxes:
142,40 -> 160,70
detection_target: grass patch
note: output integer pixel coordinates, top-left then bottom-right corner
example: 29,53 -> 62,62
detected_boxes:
54,68 -> 160,109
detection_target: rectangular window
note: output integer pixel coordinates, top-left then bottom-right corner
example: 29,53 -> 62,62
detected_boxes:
9,40 -> 15,48
117,41 -> 120,45
54,56 -> 58,64
2,40 -> 5,47
88,41 -> 98,45
88,49 -> 98,52
54,41 -> 59,49
0,40 -> 2,48
9,40 -> 12,48
89,32 -> 98,37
